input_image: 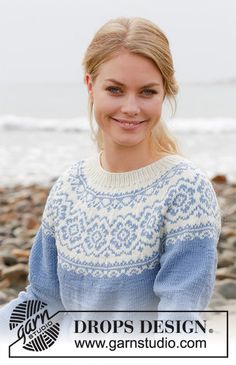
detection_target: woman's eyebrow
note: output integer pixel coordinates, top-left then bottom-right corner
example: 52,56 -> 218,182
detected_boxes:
104,78 -> 161,87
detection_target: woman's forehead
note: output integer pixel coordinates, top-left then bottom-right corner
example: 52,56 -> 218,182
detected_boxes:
96,51 -> 163,85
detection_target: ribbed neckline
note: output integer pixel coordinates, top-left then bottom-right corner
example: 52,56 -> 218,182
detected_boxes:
84,152 -> 185,189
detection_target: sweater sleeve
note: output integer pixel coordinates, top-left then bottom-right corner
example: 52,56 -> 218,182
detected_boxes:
0,181 -> 64,336
153,167 -> 221,318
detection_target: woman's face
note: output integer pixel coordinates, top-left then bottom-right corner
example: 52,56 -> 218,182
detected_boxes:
86,50 -> 165,150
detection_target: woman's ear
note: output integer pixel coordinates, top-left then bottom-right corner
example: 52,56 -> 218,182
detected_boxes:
85,73 -> 93,97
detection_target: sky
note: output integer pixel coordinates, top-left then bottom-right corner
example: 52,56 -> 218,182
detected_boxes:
0,0 -> 235,84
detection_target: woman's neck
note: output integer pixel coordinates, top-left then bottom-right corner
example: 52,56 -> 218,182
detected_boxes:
99,148 -> 168,173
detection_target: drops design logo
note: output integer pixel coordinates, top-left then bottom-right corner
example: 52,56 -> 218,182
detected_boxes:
9,300 -> 60,351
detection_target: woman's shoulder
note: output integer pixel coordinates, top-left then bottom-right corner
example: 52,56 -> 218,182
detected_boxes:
47,155 -> 95,196
165,154 -> 220,214
163,154 -> 218,203
162,154 -> 210,183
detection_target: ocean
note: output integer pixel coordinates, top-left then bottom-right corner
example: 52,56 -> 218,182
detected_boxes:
0,82 -> 236,186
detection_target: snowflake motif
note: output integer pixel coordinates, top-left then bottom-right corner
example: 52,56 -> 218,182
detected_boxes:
198,178 -> 215,211
60,215 -> 85,249
110,214 -> 138,255
167,184 -> 195,216
83,220 -> 110,256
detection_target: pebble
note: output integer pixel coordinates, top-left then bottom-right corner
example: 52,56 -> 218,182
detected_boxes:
11,248 -> 30,259
1,252 -> 17,266
211,175 -> 228,184
208,291 -> 227,309
1,263 -> 28,281
216,267 -> 236,280
217,279 -> 236,300
0,278 -> 11,290
217,251 -> 236,267
0,291 -> 8,305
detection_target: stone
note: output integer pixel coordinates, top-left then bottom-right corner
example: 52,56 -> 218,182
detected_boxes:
229,264 -> 236,275
11,248 -> 30,259
0,212 -> 18,224
1,264 -> 28,282
0,291 -> 8,305
220,226 -> 236,239
217,251 -> 235,268
16,258 -> 28,264
9,190 -> 31,203
218,279 -> 236,299
0,237 -> 24,248
12,227 -> 30,239
27,228 -> 38,238
227,236 -> 236,249
0,196 -> 8,205
32,191 -> 48,206
1,253 -> 18,266
0,278 -> 11,290
3,287 -> 19,297
22,214 -> 39,230
0,226 -> 11,237
211,175 -> 227,184
221,187 -> 236,197
23,240 -> 34,249
0,205 -> 13,214
34,206 -> 44,217
14,200 -> 31,212
208,290 -> 226,309
216,267 -> 236,280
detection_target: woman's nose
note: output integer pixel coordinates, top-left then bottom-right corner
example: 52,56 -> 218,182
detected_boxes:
120,94 -> 140,116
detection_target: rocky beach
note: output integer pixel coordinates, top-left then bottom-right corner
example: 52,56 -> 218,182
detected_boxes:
0,176 -> 236,311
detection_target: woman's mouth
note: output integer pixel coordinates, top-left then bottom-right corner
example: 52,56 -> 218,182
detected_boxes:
111,117 -> 145,129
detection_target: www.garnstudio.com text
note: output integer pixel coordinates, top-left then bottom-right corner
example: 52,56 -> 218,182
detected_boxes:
74,337 -> 206,351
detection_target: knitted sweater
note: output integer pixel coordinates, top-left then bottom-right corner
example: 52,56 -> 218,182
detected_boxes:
0,153 -> 221,326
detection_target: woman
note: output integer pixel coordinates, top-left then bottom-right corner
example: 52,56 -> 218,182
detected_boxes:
0,17 -> 221,328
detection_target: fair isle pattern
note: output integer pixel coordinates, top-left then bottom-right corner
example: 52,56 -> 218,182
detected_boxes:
57,254 -> 160,278
43,154 -> 221,278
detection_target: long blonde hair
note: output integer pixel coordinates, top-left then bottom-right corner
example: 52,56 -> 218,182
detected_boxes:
82,17 -> 180,155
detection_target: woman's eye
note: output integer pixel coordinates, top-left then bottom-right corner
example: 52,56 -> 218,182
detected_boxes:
106,86 -> 122,94
142,89 -> 157,96
105,86 -> 157,96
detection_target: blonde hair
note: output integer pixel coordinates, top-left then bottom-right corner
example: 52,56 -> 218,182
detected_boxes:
82,17 -> 181,155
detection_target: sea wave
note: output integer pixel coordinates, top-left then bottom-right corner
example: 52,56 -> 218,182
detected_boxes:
0,115 -> 89,132
0,114 -> 236,133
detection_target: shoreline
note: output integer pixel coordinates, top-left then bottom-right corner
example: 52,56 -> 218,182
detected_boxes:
0,174 -> 236,310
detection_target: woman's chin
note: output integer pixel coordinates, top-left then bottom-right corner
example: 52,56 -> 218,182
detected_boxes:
109,135 -> 146,148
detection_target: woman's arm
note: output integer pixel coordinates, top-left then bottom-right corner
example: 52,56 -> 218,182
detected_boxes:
0,183 -> 64,335
154,167 -> 221,318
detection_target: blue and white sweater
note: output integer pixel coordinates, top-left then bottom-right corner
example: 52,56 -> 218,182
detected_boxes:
0,153 -> 221,325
